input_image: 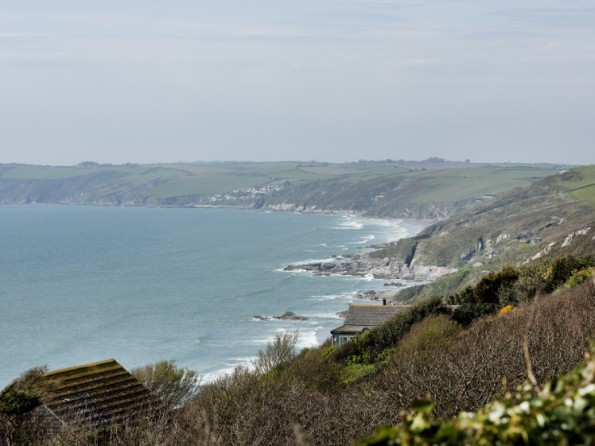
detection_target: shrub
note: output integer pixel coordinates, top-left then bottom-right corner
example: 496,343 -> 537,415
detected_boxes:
132,360 -> 200,409
444,285 -> 474,305
0,367 -> 49,446
390,315 -> 461,365
472,265 -> 519,304
543,255 -> 593,293
378,280 -> 595,420
278,341 -> 344,390
562,266 -> 594,290
499,304 -> 514,315
450,302 -> 497,327
358,348 -> 595,446
253,330 -> 299,375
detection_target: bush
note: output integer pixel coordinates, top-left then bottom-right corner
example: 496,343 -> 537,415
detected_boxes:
0,367 -> 48,446
378,280 -> 595,420
543,255 -> 593,293
132,360 -> 200,409
253,330 -> 299,375
358,347 -> 595,446
562,266 -> 594,290
450,302 -> 498,327
278,341 -> 344,390
390,315 -> 461,364
472,265 -> 519,304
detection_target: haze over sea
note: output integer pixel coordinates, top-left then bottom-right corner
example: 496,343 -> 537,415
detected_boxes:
0,205 -> 422,387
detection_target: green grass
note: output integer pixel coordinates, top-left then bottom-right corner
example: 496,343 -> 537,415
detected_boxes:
0,161 -> 573,212
388,167 -> 557,205
2,165 -> 94,180
148,174 -> 263,198
568,184 -> 595,205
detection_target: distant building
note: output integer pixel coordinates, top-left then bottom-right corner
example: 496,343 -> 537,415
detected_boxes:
331,303 -> 410,345
0,359 -> 162,438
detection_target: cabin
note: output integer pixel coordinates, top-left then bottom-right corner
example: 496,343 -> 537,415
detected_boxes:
0,359 -> 162,439
331,303 -> 411,345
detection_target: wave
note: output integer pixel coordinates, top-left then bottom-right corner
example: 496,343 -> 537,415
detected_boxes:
348,234 -> 376,245
296,329 -> 319,348
309,291 -> 356,302
201,358 -> 255,383
301,312 -> 343,319
332,217 -> 365,230
281,257 -> 337,268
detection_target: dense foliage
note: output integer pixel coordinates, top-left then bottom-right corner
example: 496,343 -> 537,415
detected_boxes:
131,360 -> 200,409
359,348 -> 595,445
448,255 -> 594,326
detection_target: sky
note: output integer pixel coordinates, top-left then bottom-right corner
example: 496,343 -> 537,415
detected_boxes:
1,1 -> 594,166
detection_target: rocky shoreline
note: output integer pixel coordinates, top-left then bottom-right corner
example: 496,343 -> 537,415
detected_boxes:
283,240 -> 457,302
283,252 -> 456,282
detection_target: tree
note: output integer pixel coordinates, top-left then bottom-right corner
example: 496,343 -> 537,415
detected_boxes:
253,330 -> 299,374
132,360 -> 200,409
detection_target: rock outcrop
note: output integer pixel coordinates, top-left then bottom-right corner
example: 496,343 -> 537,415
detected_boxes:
284,251 -> 456,281
252,311 -> 309,321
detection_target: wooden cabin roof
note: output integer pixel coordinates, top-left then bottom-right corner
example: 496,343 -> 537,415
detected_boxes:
39,359 -> 161,428
331,304 -> 411,335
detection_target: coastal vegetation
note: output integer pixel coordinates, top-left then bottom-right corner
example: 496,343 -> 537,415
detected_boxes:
2,256 -> 594,444
2,162 -> 594,444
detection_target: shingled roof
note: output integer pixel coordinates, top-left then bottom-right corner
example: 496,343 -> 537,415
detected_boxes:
331,304 -> 410,335
38,359 -> 161,429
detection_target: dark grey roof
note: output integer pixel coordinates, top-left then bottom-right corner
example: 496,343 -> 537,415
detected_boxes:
39,359 -> 162,428
331,304 -> 411,335
329,325 -> 369,335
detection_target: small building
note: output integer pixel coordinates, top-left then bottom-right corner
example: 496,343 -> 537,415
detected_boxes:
0,359 -> 162,438
331,303 -> 410,345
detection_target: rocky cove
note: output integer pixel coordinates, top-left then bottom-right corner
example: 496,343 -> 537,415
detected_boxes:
283,243 -> 457,302
284,249 -> 455,281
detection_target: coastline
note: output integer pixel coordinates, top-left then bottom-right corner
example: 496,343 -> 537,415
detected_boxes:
0,206 -> 428,388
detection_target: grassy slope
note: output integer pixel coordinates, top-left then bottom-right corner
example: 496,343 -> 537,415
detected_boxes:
0,162 -> 560,216
388,165 -> 595,300
262,164 -> 561,219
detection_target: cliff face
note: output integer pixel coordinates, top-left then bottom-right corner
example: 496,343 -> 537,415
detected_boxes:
0,172 -> 158,206
283,251 -> 457,281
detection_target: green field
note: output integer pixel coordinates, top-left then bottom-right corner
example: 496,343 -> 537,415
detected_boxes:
0,161 -> 574,215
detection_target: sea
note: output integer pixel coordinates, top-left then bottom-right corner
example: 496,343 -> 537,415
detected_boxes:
0,205 -> 422,388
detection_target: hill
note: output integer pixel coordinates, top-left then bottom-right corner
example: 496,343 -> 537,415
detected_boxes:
2,163 -> 594,445
297,165 -> 595,299
0,161 -> 561,220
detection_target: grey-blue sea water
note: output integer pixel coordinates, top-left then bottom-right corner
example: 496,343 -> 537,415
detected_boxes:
0,205 -> 422,387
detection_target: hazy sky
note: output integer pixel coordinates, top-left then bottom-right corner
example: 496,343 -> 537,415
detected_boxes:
1,1 -> 594,166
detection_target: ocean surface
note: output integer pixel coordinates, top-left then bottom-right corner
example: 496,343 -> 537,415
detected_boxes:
0,205 -> 422,387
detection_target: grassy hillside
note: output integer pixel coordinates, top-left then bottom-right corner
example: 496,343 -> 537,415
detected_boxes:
357,165 -> 595,300
261,164 -> 562,219
0,161 -> 561,219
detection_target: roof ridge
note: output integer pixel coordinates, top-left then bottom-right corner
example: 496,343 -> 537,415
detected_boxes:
43,359 -> 118,377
